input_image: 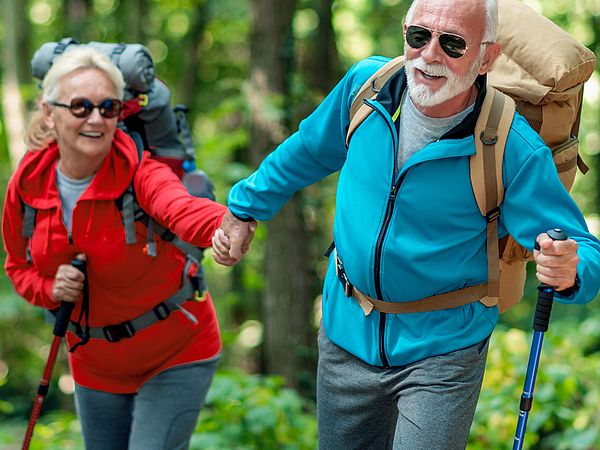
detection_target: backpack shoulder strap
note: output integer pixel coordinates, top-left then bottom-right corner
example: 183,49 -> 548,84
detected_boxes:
20,198 -> 37,264
471,86 -> 515,304
346,56 -> 405,146
117,141 -> 145,245
471,86 -> 515,216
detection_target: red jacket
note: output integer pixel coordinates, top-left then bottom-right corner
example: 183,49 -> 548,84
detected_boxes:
2,130 -> 227,393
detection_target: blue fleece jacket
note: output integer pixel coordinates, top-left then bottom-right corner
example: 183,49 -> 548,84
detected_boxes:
228,56 -> 600,367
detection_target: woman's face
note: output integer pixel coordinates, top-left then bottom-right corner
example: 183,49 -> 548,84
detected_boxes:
43,68 -> 119,170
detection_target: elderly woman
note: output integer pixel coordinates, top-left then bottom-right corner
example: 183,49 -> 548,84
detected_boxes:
2,47 -> 226,449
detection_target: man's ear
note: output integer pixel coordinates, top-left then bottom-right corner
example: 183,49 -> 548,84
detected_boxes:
478,42 -> 501,75
479,42 -> 501,75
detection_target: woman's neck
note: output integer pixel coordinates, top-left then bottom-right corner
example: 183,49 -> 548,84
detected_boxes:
57,155 -> 103,180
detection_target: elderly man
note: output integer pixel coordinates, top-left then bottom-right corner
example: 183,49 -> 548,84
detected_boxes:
213,0 -> 600,448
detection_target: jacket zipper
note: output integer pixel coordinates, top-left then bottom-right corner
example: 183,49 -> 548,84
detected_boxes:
58,206 -> 74,245
365,99 -> 400,368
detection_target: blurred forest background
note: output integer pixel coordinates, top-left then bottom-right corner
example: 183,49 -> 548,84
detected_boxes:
0,0 -> 599,448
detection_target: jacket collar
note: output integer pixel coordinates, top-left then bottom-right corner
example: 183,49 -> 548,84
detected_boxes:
14,129 -> 138,209
375,66 -> 488,140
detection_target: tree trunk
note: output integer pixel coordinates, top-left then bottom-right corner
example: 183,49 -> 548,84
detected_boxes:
65,0 -> 91,40
179,1 -> 210,103
308,0 -> 341,93
2,0 -> 29,168
120,0 -> 146,43
249,0 -> 315,392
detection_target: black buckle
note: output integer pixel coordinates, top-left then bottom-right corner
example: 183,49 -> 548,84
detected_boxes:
480,131 -> 498,146
336,257 -> 353,297
103,321 -> 135,342
486,207 -> 500,222
153,302 -> 170,320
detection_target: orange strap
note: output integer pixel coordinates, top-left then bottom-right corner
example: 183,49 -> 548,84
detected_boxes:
335,251 -> 488,316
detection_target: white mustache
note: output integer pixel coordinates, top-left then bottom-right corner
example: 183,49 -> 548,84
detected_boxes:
408,57 -> 453,78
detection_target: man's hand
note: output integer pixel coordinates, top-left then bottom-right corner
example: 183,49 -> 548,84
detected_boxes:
212,210 -> 257,266
52,253 -> 86,303
534,233 -> 579,292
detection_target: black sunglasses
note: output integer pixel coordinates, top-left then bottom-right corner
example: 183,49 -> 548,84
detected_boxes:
405,25 -> 473,59
48,97 -> 123,119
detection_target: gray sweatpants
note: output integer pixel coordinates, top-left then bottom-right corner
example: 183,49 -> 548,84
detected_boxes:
317,327 -> 489,450
74,358 -> 218,450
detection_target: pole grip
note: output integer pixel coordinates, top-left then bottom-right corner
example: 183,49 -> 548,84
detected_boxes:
533,288 -> 553,332
532,228 -> 568,332
53,302 -> 74,337
52,259 -> 86,337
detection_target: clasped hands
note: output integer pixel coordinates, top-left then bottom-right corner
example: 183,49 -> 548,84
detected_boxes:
212,210 -> 257,266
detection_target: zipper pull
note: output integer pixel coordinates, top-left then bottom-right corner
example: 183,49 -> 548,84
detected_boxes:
390,185 -> 397,201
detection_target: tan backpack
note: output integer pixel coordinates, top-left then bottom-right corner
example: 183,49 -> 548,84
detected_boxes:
347,0 -> 596,313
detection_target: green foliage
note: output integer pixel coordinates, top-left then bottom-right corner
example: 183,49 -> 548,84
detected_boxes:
0,371 -> 317,450
470,319 -> 600,449
0,413 -> 82,450
191,370 -> 317,449
1,0 -> 600,448
0,290 -> 72,419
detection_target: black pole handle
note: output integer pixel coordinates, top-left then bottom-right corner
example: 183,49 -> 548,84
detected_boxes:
52,259 -> 86,337
533,229 -> 568,332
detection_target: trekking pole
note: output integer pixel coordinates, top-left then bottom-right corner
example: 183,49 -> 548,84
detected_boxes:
22,259 -> 86,450
512,228 -> 568,450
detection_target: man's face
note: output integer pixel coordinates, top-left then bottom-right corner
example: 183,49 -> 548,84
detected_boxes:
403,0 -> 492,114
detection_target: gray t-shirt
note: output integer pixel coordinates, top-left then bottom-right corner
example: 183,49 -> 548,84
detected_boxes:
397,94 -> 474,168
55,165 -> 93,232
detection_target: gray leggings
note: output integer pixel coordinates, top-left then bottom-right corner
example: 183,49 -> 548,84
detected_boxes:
75,359 -> 218,450
317,328 -> 489,450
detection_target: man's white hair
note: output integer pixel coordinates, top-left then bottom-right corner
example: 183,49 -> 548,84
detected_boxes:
405,0 -> 498,43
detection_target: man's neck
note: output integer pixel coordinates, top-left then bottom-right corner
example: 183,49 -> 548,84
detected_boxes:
412,84 -> 478,118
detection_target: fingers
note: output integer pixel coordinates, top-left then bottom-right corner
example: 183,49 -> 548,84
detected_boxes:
52,263 -> 85,303
212,229 -> 239,266
229,228 -> 247,260
243,221 -> 257,251
534,234 -> 579,291
213,209 -> 257,265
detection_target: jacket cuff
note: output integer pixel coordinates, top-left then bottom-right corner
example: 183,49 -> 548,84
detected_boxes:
231,211 -> 256,222
554,275 -> 580,299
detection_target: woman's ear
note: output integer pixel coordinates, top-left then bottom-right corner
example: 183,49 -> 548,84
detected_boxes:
41,101 -> 55,130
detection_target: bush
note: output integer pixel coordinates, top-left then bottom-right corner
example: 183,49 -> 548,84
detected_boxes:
470,319 -> 600,450
0,370 -> 317,450
192,369 -> 317,450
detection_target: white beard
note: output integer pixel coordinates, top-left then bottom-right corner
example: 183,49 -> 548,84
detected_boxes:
405,50 -> 484,108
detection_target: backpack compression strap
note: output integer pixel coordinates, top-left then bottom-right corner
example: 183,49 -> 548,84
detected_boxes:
346,56 -> 405,146
471,86 -> 515,305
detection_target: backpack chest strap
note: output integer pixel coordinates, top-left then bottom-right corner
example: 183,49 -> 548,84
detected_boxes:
334,250 -> 488,315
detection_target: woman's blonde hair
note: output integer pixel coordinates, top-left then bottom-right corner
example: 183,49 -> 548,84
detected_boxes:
24,46 -> 125,150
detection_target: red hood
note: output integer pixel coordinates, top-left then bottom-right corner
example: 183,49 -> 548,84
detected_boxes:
14,129 -> 138,209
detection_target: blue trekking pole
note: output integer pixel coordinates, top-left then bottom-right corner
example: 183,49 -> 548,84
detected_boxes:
513,228 -> 568,450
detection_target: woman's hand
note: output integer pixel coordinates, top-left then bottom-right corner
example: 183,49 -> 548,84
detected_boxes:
51,254 -> 87,303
